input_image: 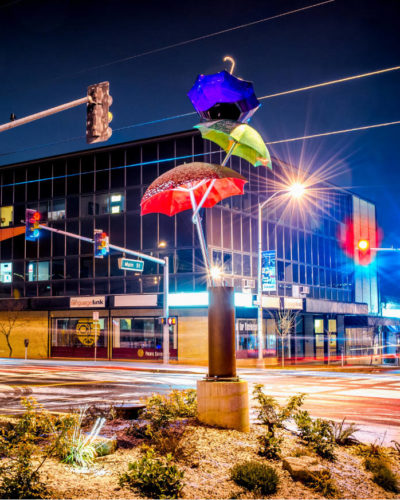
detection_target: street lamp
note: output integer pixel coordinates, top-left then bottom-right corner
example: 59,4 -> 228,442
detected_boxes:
257,184 -> 305,368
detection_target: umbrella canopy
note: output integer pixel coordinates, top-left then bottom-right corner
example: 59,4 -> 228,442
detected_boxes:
141,162 -> 247,217
188,70 -> 260,122
195,120 -> 271,168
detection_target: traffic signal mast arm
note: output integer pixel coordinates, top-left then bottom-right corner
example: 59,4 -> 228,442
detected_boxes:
0,97 -> 88,133
0,81 -> 112,145
37,224 -> 165,264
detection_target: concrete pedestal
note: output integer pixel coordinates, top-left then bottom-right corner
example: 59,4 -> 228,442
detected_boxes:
197,379 -> 249,432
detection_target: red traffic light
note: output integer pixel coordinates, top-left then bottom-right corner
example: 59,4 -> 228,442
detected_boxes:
33,211 -> 41,221
357,239 -> 370,251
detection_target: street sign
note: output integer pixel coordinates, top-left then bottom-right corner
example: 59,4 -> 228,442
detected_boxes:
118,258 -> 144,272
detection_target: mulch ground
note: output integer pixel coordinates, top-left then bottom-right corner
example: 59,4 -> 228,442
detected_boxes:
34,418 -> 400,499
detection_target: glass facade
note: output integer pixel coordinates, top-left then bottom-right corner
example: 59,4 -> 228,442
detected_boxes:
0,129 -> 376,312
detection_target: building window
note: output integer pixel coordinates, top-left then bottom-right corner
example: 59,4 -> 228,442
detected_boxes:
48,199 -> 65,221
94,193 -> 125,215
0,206 -> 13,227
27,261 -> 50,281
0,262 -> 12,283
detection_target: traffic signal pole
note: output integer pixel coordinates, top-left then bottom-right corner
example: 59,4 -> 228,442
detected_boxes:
0,97 -> 88,133
35,223 -> 171,364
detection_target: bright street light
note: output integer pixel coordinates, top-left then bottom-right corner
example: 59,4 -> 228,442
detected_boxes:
257,183 -> 306,368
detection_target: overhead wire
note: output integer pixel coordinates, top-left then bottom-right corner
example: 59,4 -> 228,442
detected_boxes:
64,0 -> 335,76
266,120 -> 400,145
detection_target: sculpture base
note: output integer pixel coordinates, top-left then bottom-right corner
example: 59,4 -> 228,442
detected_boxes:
197,379 -> 249,432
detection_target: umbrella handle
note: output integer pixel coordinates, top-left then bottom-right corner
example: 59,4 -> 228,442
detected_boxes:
192,179 -> 216,222
221,140 -> 236,166
189,190 -> 213,286
223,56 -> 236,74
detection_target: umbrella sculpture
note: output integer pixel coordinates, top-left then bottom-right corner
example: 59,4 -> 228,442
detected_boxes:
187,69 -> 260,123
141,162 -> 247,282
141,58 -> 269,285
195,119 -> 271,168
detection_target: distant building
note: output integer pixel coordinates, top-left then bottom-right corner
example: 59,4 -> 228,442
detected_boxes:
0,129 -> 393,365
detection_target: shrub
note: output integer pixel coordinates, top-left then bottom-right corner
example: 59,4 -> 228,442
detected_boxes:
306,470 -> 339,498
258,429 -> 283,460
355,441 -> 387,459
0,441 -> 49,499
329,418 -> 359,446
151,423 -> 197,463
252,385 -> 305,434
140,389 -> 197,431
291,446 -> 315,458
119,447 -> 184,499
294,410 -> 336,461
230,460 -> 279,496
364,457 -> 399,493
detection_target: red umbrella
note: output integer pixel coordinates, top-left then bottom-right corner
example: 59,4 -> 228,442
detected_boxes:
141,162 -> 247,216
141,162 -> 247,282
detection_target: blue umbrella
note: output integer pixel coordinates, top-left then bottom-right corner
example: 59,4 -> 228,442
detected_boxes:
188,69 -> 260,123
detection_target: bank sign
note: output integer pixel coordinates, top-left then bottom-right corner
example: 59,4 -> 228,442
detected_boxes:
70,296 -> 106,308
261,250 -> 276,292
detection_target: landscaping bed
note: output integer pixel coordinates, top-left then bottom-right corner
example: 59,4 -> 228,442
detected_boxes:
0,390 -> 399,499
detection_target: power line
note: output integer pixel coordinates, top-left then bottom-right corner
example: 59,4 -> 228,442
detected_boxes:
259,65 -> 400,100
1,62 -> 399,159
66,0 -> 335,77
267,120 -> 400,145
2,119 -> 400,186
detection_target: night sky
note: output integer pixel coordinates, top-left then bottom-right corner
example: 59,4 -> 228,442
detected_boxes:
0,0 -> 399,300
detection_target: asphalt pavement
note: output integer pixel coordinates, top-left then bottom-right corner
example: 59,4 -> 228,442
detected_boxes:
0,358 -> 399,447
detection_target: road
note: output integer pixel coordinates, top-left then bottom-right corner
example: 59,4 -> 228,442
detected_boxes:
0,359 -> 399,445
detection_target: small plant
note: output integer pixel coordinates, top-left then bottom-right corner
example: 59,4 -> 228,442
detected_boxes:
294,410 -> 336,460
364,457 -> 399,492
291,446 -> 315,458
252,385 -> 305,433
230,460 -> 279,496
151,423 -> 197,463
119,447 -> 184,499
329,418 -> 359,445
355,441 -> 387,459
306,469 -> 339,498
391,440 -> 400,455
58,408 -> 105,467
0,442 -> 49,499
258,430 -> 283,460
140,389 -> 197,432
0,397 -> 75,499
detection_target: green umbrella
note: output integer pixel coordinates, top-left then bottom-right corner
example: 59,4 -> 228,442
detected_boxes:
194,119 -> 271,168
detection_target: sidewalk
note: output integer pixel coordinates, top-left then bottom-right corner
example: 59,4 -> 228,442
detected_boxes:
1,357 -> 399,376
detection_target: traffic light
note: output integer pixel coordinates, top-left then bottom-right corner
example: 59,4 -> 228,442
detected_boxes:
25,209 -> 41,241
160,317 -> 176,326
94,229 -> 109,258
357,238 -> 371,266
86,82 -> 113,144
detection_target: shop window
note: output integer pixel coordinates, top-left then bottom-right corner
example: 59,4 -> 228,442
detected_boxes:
48,199 -> 65,221
27,261 -> 50,281
314,319 -> 324,334
328,319 -> 337,333
0,262 -> 12,283
113,317 -> 162,349
0,206 -> 13,227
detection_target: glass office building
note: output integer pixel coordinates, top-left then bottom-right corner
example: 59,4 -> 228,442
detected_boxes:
0,129 -> 380,364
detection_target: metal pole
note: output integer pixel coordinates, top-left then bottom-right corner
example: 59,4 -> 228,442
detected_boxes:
257,203 -> 264,367
0,97 -> 88,133
189,191 -> 213,286
163,257 -> 169,365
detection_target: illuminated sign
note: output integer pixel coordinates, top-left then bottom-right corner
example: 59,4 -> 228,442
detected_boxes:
261,250 -> 276,292
70,296 -> 106,308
